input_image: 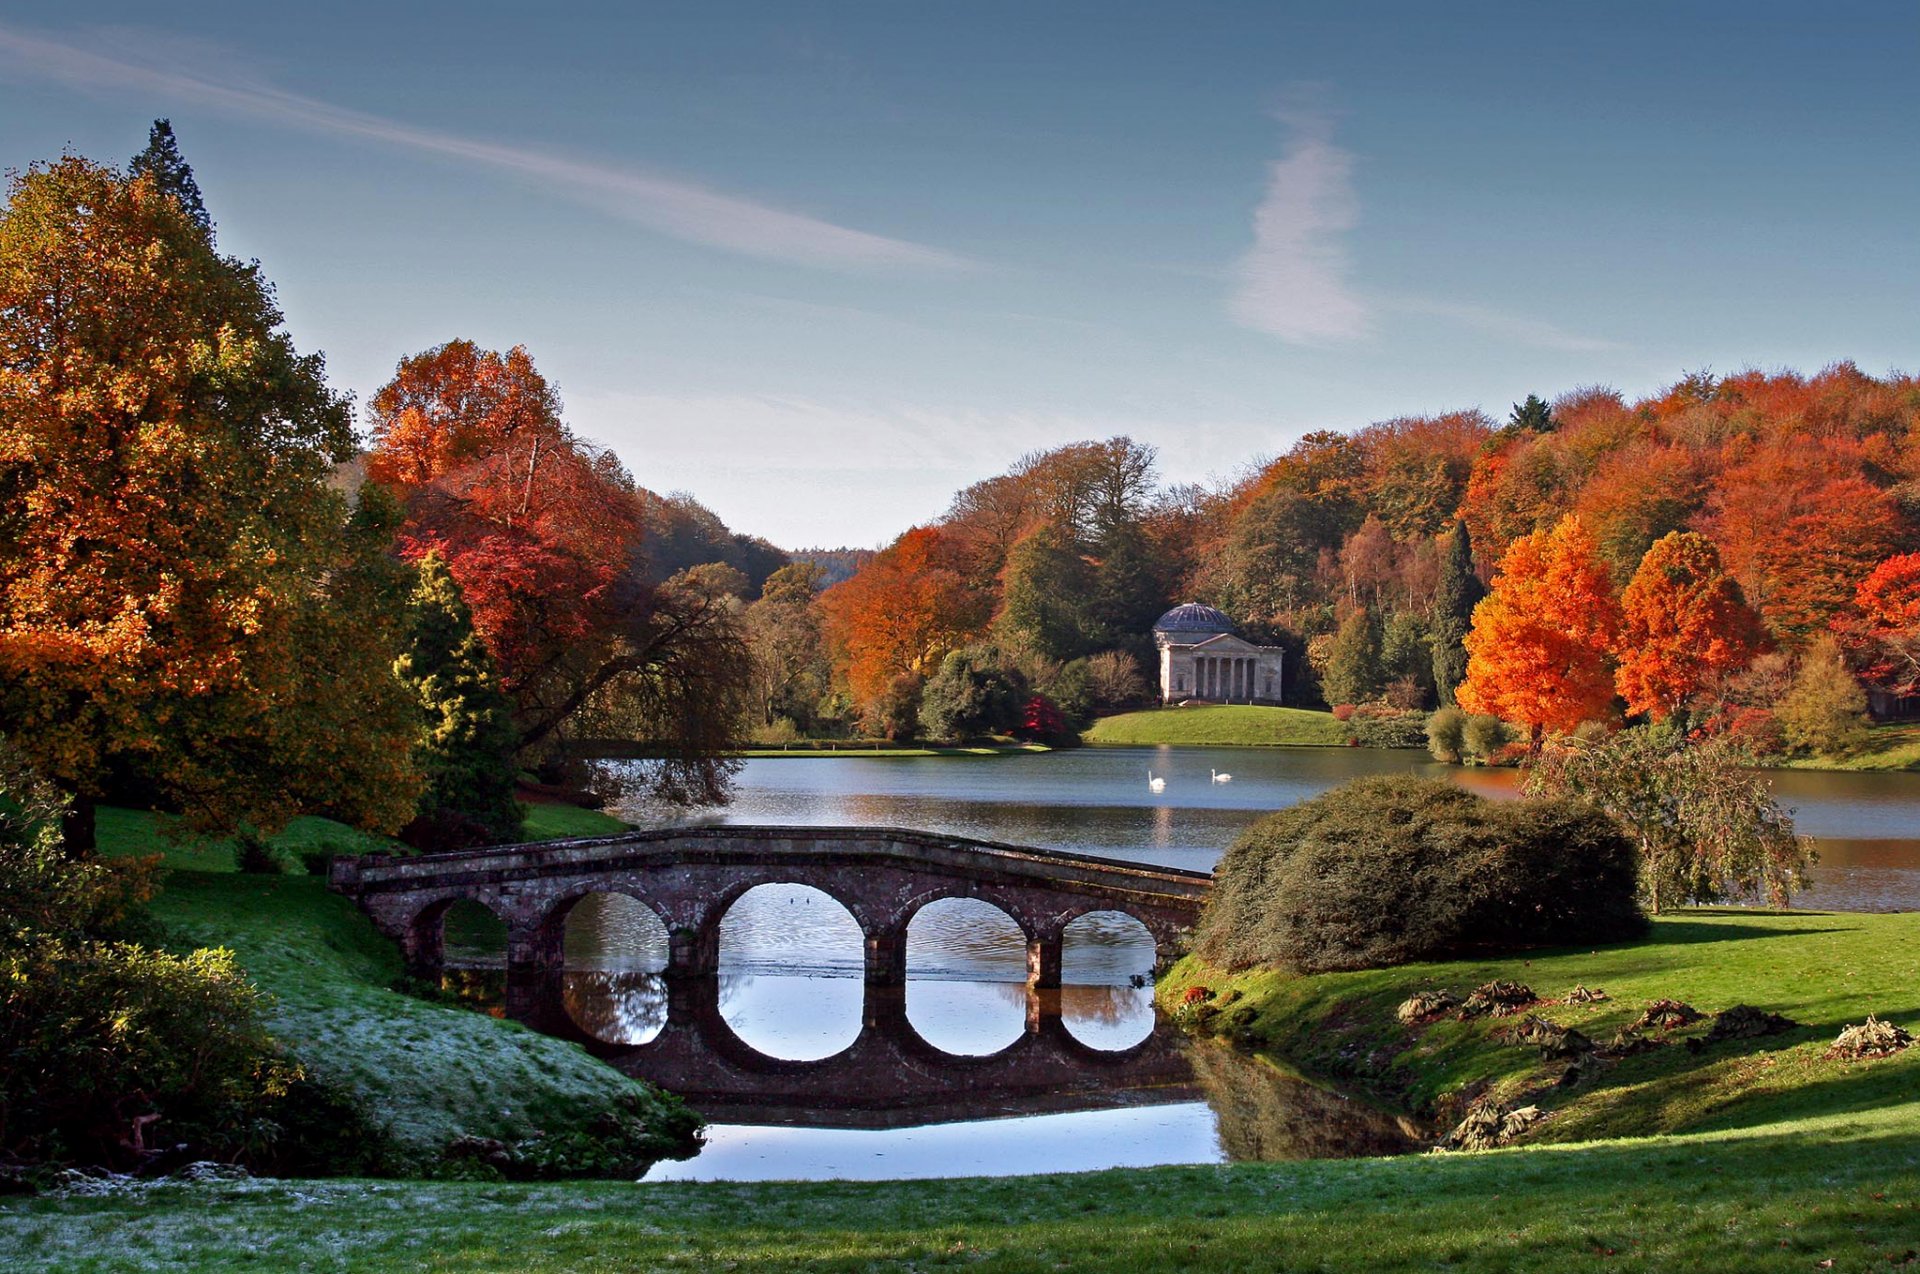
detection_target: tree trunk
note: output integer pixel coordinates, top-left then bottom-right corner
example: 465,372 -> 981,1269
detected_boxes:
62,794 -> 98,857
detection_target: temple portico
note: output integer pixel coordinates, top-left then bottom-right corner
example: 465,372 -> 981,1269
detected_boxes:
1152,603 -> 1284,705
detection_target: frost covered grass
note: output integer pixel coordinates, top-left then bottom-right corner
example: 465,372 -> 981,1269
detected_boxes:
3,1099 -> 1918,1272
147,871 -> 678,1157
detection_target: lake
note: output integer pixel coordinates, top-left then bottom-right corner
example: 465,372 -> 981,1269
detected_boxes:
574,745 -> 1920,1181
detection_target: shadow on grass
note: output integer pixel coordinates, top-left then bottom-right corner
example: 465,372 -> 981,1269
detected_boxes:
1640,916 -> 1855,947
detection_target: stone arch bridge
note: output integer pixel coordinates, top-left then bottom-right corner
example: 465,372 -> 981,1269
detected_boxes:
328,825 -> 1212,1026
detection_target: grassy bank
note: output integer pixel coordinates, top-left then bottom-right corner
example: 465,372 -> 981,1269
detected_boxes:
91,806 -> 691,1171
1783,720 -> 1920,772
739,742 -> 1050,758
1158,910 -> 1920,1144
3,1097 -> 1916,1271
1084,704 -> 1354,747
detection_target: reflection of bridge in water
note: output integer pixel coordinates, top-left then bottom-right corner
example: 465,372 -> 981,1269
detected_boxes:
563,974 -> 1200,1130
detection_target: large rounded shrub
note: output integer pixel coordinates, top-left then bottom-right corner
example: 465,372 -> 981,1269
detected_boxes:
1195,777 -> 1645,973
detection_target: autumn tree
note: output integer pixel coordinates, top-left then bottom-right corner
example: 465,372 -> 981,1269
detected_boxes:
0,156 -> 420,848
1457,515 -> 1621,748
819,526 -> 987,714
395,551 -> 522,850
1835,553 -> 1920,699
1698,437 -> 1907,643
1428,521 -> 1485,704
1777,636 -> 1870,757
744,562 -> 832,732
1614,531 -> 1765,723
366,340 -> 750,801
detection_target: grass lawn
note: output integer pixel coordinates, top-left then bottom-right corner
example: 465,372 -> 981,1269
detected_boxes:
20,818 -> 1914,1270
739,743 -> 1050,758
1085,704 -> 1355,748
516,800 -> 631,839
1784,720 -> 1920,771
2,1092 -> 1915,1271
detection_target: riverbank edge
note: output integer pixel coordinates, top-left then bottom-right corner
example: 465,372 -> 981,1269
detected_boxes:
1153,909 -> 1920,1146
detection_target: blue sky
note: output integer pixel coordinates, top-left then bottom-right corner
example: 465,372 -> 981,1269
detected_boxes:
2,3 -> 1916,546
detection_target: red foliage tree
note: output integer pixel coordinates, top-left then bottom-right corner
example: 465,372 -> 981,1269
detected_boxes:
1614,532 -> 1765,721
1835,553 -> 1920,699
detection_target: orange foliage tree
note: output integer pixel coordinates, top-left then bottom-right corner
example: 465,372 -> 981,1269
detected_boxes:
0,156 -> 420,845
819,527 -> 988,711
1457,515 -> 1620,747
1614,532 -> 1765,722
1696,437 -> 1907,642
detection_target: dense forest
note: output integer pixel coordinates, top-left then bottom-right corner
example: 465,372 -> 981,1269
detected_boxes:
766,369 -> 1920,752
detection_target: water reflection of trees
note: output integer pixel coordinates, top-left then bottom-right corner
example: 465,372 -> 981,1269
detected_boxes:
1187,1043 -> 1423,1161
1059,985 -> 1155,1050
564,970 -> 667,1045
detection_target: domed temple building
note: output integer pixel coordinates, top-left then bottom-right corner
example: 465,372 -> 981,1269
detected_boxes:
1151,603 -> 1285,706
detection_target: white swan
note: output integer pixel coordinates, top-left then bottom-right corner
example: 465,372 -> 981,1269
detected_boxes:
1211,768 -> 1232,784
1147,770 -> 1166,793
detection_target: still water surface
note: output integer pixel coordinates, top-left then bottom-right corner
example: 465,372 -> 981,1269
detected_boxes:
572,746 -> 1920,1181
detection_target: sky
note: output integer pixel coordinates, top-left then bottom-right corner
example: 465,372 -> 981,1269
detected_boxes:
2,2 -> 1916,547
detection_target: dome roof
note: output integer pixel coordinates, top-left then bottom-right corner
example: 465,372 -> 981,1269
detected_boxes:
1153,602 -> 1234,635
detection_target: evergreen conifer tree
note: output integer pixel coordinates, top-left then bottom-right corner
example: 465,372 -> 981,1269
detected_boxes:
1430,520 -> 1487,704
129,119 -> 211,233
1509,393 -> 1555,435
396,551 -> 523,849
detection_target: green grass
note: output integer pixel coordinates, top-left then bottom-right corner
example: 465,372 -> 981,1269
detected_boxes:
96,801 -> 631,872
1085,704 -> 1356,747
739,743 -> 1050,758
516,801 -> 631,839
2,1098 -> 1916,1271
1158,910 -> 1920,1143
1783,720 -> 1920,771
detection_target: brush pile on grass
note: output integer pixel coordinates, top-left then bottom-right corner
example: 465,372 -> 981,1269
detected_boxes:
1632,999 -> 1703,1031
1824,1016 -> 1913,1061
1438,1098 -> 1547,1151
1689,1004 -> 1798,1052
1462,980 -> 1537,1017
1395,989 -> 1459,1024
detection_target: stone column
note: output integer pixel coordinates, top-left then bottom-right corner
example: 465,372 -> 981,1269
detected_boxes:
865,925 -> 908,986
503,916 -> 567,1031
1025,985 -> 1062,1033
1027,934 -> 1063,988
668,922 -> 719,977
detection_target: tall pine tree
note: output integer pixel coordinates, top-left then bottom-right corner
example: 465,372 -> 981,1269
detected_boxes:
129,119 -> 210,233
396,551 -> 523,850
1430,520 -> 1487,704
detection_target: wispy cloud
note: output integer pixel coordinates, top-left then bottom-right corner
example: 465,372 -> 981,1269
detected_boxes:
0,22 -> 969,273
1230,104 -> 1619,354
1383,296 -> 1624,354
1230,108 -> 1370,345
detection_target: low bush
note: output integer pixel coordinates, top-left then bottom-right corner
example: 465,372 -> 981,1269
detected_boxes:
1349,705 -> 1427,749
1426,706 -> 1466,763
1194,777 -> 1646,974
1461,714 -> 1510,763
